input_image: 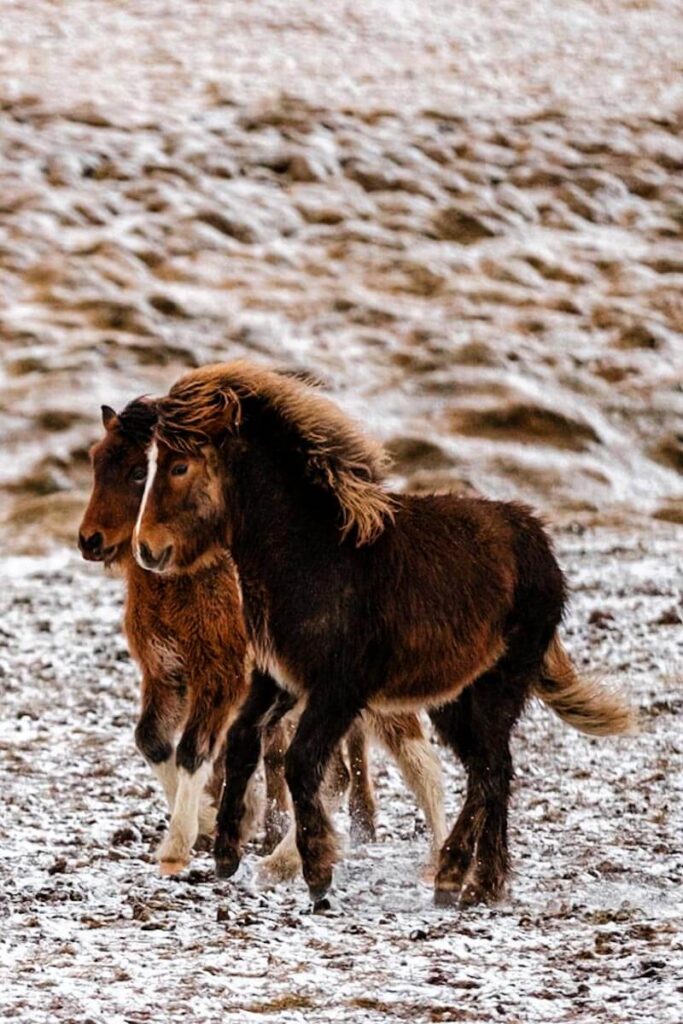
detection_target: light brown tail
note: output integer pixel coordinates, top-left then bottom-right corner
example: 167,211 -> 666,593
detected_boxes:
534,635 -> 636,736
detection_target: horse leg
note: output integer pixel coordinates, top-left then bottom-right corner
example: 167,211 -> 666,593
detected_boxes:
262,718 -> 292,852
214,672 -> 294,878
428,693 -> 477,899
459,668 -> 529,906
284,694 -> 360,903
200,740 -> 227,841
459,744 -> 513,906
367,711 -> 447,873
257,743 -> 350,887
346,719 -> 376,844
156,671 -> 238,875
134,676 -> 185,813
430,673 -> 525,905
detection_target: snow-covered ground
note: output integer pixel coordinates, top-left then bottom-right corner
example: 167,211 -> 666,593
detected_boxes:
1,527 -> 681,1023
1,2 -> 682,1020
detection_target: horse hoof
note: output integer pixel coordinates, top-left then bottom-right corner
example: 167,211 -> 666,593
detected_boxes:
312,896 -> 332,914
459,881 -> 501,907
308,879 -> 331,904
159,859 -> 188,877
433,886 -> 460,908
459,884 -> 485,907
215,853 -> 241,880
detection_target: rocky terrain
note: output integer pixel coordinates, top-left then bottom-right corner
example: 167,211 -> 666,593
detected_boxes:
0,2 -> 682,1022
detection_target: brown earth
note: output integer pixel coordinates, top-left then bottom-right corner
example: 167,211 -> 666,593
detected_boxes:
1,1 -> 683,552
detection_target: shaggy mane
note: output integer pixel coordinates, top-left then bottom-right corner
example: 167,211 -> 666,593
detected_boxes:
156,361 -> 395,545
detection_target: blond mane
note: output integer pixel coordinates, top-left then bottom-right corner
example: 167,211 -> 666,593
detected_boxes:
156,361 -> 395,545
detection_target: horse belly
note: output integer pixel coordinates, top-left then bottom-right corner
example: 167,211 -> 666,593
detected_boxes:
368,626 -> 506,712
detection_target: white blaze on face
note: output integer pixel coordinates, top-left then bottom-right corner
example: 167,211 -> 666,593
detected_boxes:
133,440 -> 158,566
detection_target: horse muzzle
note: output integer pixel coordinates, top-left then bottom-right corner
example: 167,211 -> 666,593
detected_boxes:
136,540 -> 173,573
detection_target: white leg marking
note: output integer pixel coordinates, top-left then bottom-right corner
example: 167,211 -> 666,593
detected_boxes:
133,440 -> 158,566
257,781 -> 341,888
197,792 -> 218,838
151,757 -> 178,812
240,771 -> 265,844
257,822 -> 301,886
375,730 -> 448,875
157,763 -> 211,873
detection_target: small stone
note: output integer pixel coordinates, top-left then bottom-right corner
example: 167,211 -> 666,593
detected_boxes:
288,153 -> 329,183
617,322 -> 667,350
111,826 -> 140,846
654,607 -> 682,626
148,294 -> 190,318
588,609 -> 615,628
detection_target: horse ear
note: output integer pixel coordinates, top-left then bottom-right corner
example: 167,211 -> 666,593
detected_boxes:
101,405 -> 118,430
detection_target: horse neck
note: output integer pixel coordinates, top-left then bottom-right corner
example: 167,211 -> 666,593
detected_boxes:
227,443 -> 335,592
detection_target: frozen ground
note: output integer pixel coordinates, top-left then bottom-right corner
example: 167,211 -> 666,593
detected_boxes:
0,527 -> 681,1024
1,2 -> 682,1021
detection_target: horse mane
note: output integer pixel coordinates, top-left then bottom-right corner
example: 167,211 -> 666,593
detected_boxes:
156,361 -> 395,546
117,397 -> 158,445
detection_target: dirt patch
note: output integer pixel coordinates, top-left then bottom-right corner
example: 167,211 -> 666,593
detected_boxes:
449,403 -> 601,451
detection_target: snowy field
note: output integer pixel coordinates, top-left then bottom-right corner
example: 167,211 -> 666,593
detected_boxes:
1,528 -> 681,1024
1,1 -> 683,1021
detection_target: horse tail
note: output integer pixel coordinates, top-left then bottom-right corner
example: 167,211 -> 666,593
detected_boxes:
534,634 -> 636,736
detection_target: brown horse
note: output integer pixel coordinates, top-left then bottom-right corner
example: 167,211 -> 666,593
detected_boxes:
133,361 -> 635,906
78,399 -> 258,874
79,398 -> 447,879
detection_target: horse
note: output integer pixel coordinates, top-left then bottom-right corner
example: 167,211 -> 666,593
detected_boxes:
132,360 -> 634,906
78,398 -> 259,873
79,398 -> 447,880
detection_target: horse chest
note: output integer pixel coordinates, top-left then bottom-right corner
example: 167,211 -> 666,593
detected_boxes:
124,594 -> 187,681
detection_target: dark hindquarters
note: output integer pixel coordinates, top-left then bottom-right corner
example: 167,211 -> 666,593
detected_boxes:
214,672 -> 294,877
346,719 -> 376,844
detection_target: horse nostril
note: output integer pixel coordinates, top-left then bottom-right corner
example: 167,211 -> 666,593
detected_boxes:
79,530 -> 103,555
138,541 -> 154,566
138,541 -> 173,571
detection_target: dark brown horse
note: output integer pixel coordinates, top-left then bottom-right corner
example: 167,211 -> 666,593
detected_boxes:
133,361 -> 634,906
79,398 -> 446,879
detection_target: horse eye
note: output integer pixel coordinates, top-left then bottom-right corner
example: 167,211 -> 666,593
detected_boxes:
171,463 -> 188,477
131,466 -> 147,484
